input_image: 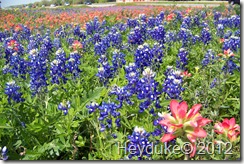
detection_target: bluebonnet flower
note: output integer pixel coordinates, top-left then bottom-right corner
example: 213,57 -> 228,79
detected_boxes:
127,126 -> 152,160
134,43 -> 153,71
173,10 -> 183,23
111,133 -> 117,139
162,66 -> 184,100
94,36 -> 110,55
115,23 -> 127,32
42,36 -> 53,52
1,146 -> 8,160
224,36 -> 240,52
127,18 -> 139,28
53,38 -> 62,49
229,15 -> 240,28
28,48 -> 48,95
109,85 -> 133,108
152,113 -> 167,137
201,21 -> 210,29
125,63 -> 140,94
96,54 -> 113,85
73,25 -> 86,39
136,67 -> 161,113
200,11 -> 206,19
27,35 -> 38,52
4,52 -> 28,78
218,18 -> 229,28
234,29 -> 240,37
21,122 -> 26,128
201,49 -> 215,67
178,28 -> 193,47
176,48 -> 188,71
92,33 -> 101,44
112,49 -> 126,74
50,59 -> 66,84
210,78 -> 217,89
49,49 -> 67,83
193,15 -> 200,26
95,102 -> 121,132
165,31 -> 176,45
216,24 -> 224,38
67,37 -> 74,46
128,26 -> 144,45
201,28 -> 211,45
149,25 -> 165,44
222,58 -> 240,75
224,30 -> 232,39
148,17 -> 156,28
192,35 -> 200,45
151,43 -> 164,65
214,11 -> 221,21
108,31 -> 122,48
5,80 -> 24,103
66,51 -> 82,79
158,11 -> 165,21
182,16 -> 191,28
86,17 -> 104,35
139,14 -> 147,22
58,100 -> 71,115
86,102 -> 99,114
0,31 -> 7,42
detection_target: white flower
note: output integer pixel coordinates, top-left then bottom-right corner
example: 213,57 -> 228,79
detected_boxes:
142,67 -> 155,78
134,126 -> 145,134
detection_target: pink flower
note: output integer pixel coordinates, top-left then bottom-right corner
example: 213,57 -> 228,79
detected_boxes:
159,100 -> 211,157
214,118 -> 240,142
181,70 -> 192,77
220,38 -> 225,43
7,40 -> 19,51
72,40 -> 82,50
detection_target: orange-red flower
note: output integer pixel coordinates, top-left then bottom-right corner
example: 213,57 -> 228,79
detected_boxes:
166,13 -> 175,21
72,40 -> 83,51
214,118 -> 240,142
218,49 -> 235,58
220,38 -> 225,43
159,100 -> 211,157
15,24 -> 23,32
7,40 -> 19,51
181,70 -> 192,77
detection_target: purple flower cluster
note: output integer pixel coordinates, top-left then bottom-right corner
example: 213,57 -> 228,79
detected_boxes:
4,80 -> 24,103
58,100 -> 71,115
0,146 -> 8,161
87,101 -> 121,132
66,51 -> 82,79
149,25 -> 165,44
28,48 -> 48,95
128,26 -> 144,45
222,58 -> 240,75
136,67 -> 161,113
176,48 -> 188,71
201,27 -> 211,45
162,66 -> 184,100
222,36 -> 240,52
50,48 -> 67,84
126,126 -> 152,160
201,49 -> 215,67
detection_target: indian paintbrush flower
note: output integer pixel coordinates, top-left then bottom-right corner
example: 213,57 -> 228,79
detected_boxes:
159,99 -> 212,157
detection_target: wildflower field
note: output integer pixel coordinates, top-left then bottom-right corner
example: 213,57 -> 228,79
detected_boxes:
0,4 -> 241,160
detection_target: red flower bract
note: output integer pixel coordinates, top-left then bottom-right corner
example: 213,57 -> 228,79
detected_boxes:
214,118 -> 240,142
159,99 -> 212,157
